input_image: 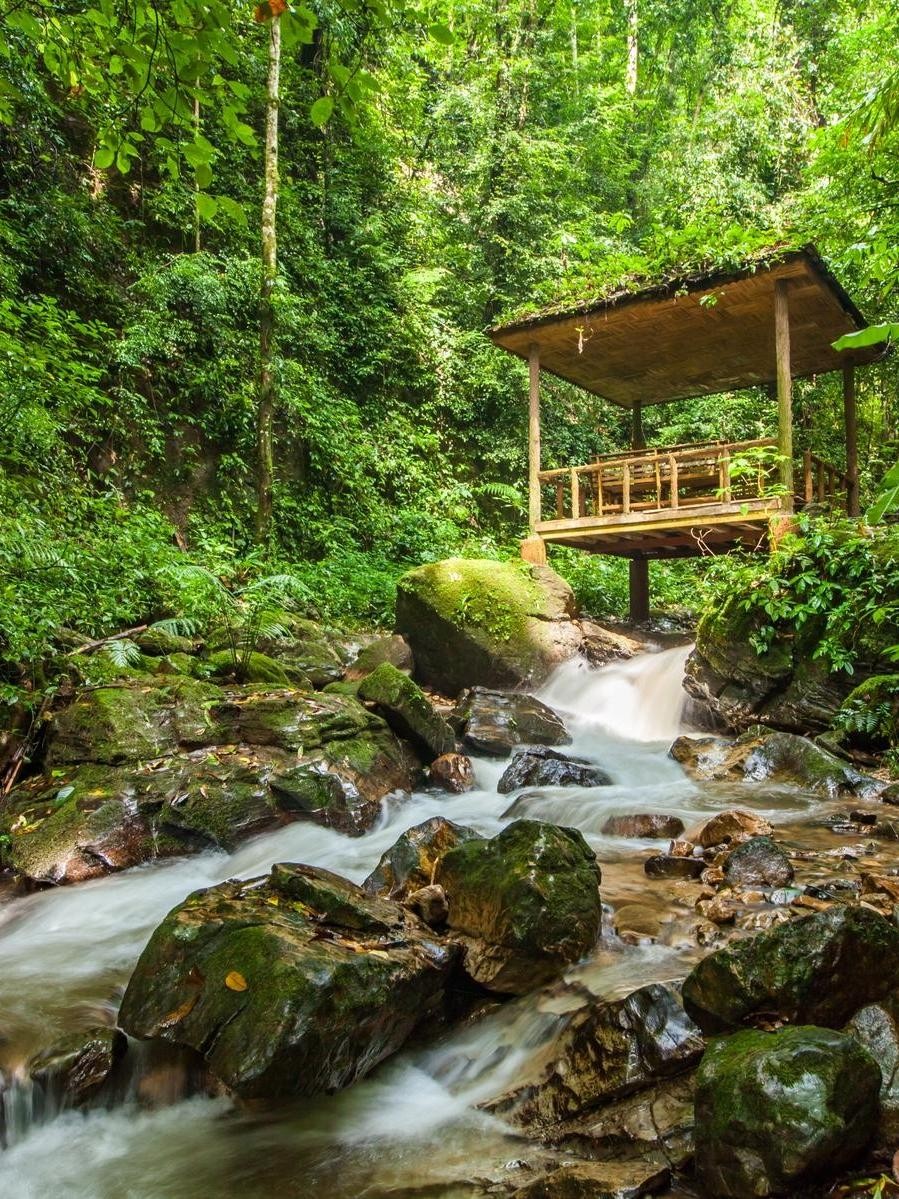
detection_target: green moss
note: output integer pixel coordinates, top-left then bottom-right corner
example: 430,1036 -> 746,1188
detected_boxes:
205,649 -> 308,686
357,662 -> 455,758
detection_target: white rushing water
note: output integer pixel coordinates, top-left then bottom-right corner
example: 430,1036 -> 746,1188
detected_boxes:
0,646 -> 818,1197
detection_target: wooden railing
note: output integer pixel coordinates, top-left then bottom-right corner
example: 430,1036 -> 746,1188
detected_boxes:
538,438 -> 779,523
802,450 -> 849,507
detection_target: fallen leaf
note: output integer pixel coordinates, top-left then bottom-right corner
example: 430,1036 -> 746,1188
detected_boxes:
161,993 -> 198,1027
225,970 -> 248,992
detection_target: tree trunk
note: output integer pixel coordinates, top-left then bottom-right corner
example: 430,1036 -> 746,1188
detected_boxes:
256,13 -> 281,539
624,0 -> 638,95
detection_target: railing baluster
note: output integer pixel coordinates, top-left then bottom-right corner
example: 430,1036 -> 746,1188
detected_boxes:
669,455 -> 679,509
555,482 -> 564,519
720,450 -> 732,503
622,463 -> 631,514
596,467 -> 604,516
655,460 -> 661,509
570,468 -> 580,519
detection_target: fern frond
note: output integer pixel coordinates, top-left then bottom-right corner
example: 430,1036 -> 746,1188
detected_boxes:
102,638 -> 142,668
150,617 -> 202,637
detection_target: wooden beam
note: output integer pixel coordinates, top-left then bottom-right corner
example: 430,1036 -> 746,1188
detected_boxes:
843,364 -> 859,517
629,559 -> 650,623
528,343 -> 541,534
774,279 -> 794,508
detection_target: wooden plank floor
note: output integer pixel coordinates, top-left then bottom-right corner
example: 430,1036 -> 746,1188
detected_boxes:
535,497 -> 781,557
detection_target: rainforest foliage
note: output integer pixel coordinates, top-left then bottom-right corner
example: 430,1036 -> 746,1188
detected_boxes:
1,0 -> 899,699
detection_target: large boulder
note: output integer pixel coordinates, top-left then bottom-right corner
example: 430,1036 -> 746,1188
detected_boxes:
118,863 -> 458,1100
682,905 -> 899,1033
396,558 -> 583,694
357,663 -> 455,760
488,982 -> 703,1128
345,635 -> 413,682
671,729 -> 882,798
452,688 -> 570,756
436,819 -> 602,994
694,1026 -> 880,1198
845,995 -> 899,1141
497,747 -> 610,794
684,591 -> 897,736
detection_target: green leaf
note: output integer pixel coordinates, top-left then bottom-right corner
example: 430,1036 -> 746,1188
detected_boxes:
194,162 -> 214,189
196,193 -> 219,220
310,96 -> 334,127
428,23 -> 456,45
215,195 -> 249,226
94,146 -> 115,169
833,323 -> 899,351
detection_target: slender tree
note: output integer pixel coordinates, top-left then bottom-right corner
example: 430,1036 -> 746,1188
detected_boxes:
256,2 -> 283,537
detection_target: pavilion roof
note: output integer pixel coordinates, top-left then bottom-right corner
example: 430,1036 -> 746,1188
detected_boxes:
488,244 -> 883,409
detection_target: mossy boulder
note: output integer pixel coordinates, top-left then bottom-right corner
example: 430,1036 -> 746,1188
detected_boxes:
205,650 -> 309,687
357,662 -> 455,760
488,982 -> 703,1129
845,994 -> 899,1141
436,819 -> 602,994
136,627 -> 199,657
694,1026 -> 880,1198
159,757 -> 281,850
345,634 -> 413,682
451,688 -> 570,756
682,905 -> 899,1033
256,616 -> 346,687
269,761 -> 379,837
118,863 -> 458,1100
396,558 -> 583,694
363,817 -> 484,898
209,688 -> 375,752
671,728 -> 882,798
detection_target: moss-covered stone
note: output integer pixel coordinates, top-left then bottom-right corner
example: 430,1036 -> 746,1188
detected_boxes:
362,817 -> 483,897
437,819 -> 602,994
396,558 -> 582,694
357,662 -> 455,760
694,1026 -> 880,1198
211,689 -> 375,751
682,905 -> 899,1033
269,761 -> 378,836
46,685 -> 179,765
345,634 -> 414,681
205,649 -> 311,687
160,759 -> 280,850
118,865 -> 457,1100
136,628 -> 199,657
845,994 -> 899,1142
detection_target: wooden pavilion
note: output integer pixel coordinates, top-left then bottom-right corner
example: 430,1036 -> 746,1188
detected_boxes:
488,245 -> 883,621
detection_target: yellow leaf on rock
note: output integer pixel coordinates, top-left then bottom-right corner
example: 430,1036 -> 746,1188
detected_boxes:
225,970 -> 248,992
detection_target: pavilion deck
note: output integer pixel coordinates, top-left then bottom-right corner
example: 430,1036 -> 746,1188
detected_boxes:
535,438 -> 849,558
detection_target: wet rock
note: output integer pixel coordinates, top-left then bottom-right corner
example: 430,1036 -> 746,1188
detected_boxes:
362,817 -> 483,898
269,762 -> 381,837
672,729 -> 881,798
27,1027 -> 126,1107
404,884 -> 448,926
158,756 -> 282,850
357,663 -> 455,760
578,620 -> 643,667
644,855 -> 704,880
437,820 -> 602,994
694,1026 -> 880,1198
119,863 -> 457,1100
722,837 -> 794,889
395,558 -> 583,693
252,617 -> 346,688
557,1072 -> 696,1169
429,752 -> 475,793
345,634 -> 414,681
612,904 -> 664,943
696,808 -> 773,849
510,1160 -> 671,1199
488,983 -> 703,1126
451,688 -> 570,756
497,747 -> 610,794
602,814 -> 685,839
845,994 -> 899,1140
682,905 -> 899,1033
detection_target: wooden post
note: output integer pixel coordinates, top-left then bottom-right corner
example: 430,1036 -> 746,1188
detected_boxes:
628,401 -> 649,621
622,463 -> 631,514
570,468 -> 580,519
629,558 -> 650,623
803,450 -> 813,504
843,364 -> 859,517
528,343 -> 541,534
669,454 -> 679,509
774,280 -> 794,509
631,400 -> 645,450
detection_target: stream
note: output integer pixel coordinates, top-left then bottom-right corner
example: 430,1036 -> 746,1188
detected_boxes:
0,645 -> 871,1197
